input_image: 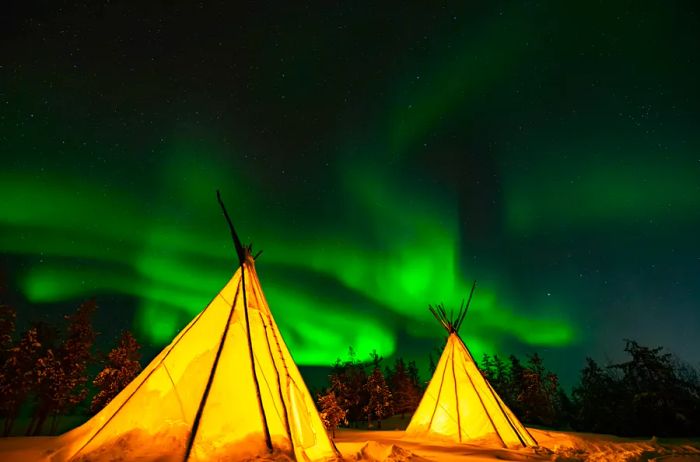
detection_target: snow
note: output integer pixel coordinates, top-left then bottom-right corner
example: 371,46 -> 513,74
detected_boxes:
0,428 -> 698,461
333,428 -> 700,462
353,440 -> 424,461
0,436 -> 56,461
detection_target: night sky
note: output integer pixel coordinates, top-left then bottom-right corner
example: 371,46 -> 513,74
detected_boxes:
1,2 -> 699,388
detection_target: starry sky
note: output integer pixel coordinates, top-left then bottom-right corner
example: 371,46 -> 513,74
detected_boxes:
1,2 -> 699,388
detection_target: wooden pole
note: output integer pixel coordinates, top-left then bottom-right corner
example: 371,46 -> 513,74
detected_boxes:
241,265 -> 274,451
216,190 -> 246,266
183,284 -> 243,460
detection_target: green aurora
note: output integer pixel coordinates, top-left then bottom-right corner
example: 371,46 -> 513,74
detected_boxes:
0,159 -> 575,364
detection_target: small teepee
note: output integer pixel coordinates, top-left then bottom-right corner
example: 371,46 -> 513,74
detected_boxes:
405,282 -> 537,448
50,192 -> 340,462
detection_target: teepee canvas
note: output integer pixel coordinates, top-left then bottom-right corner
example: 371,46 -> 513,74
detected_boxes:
50,193 -> 340,462
405,283 -> 537,448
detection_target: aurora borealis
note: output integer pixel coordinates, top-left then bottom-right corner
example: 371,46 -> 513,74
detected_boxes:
1,2 -> 699,387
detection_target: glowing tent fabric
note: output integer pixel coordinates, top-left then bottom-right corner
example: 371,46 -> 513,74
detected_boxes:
405,295 -> 537,448
51,256 -> 340,461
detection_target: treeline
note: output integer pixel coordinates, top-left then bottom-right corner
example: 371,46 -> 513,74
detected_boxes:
317,341 -> 700,438
479,341 -> 700,436
0,301 -> 142,436
2,295 -> 699,439
316,348 -> 423,436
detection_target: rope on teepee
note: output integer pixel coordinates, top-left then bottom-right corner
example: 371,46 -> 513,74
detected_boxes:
240,264 -> 274,451
184,282 -> 242,460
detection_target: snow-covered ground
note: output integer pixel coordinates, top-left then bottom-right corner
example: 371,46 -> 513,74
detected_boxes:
334,428 -> 700,462
0,428 -> 698,461
0,435 -> 55,461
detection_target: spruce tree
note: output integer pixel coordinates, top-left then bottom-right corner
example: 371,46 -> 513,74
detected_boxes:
29,299 -> 97,435
1,327 -> 41,435
317,390 -> 347,438
491,355 -> 509,398
407,360 -> 422,390
364,365 -> 392,428
91,331 -> 142,413
572,357 -> 621,434
0,304 -> 15,353
519,353 -> 559,426
328,348 -> 368,427
388,358 -> 421,418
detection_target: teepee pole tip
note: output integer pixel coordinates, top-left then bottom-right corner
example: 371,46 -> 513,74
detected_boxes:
216,190 -> 247,266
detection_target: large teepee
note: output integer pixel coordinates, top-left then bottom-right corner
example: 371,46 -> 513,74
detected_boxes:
405,283 -> 537,448
50,192 -> 340,462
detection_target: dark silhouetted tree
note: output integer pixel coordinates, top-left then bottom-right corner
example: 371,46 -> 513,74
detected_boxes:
553,386 -> 575,429
504,354 -> 525,416
480,354 -> 494,376
518,353 -> 559,426
407,360 -> 422,391
0,304 -> 17,429
387,358 -> 421,418
29,299 -> 97,435
570,340 -> 700,436
33,348 -> 66,434
327,347 -> 368,427
0,304 -> 15,353
572,357 -> 622,434
611,340 -> 699,436
480,354 -> 510,396
491,355 -> 509,396
91,331 -> 142,413
364,357 -> 392,429
317,390 -> 347,438
1,327 -> 41,435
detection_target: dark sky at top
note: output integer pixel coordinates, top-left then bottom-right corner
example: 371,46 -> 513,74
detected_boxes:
1,2 -> 699,388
